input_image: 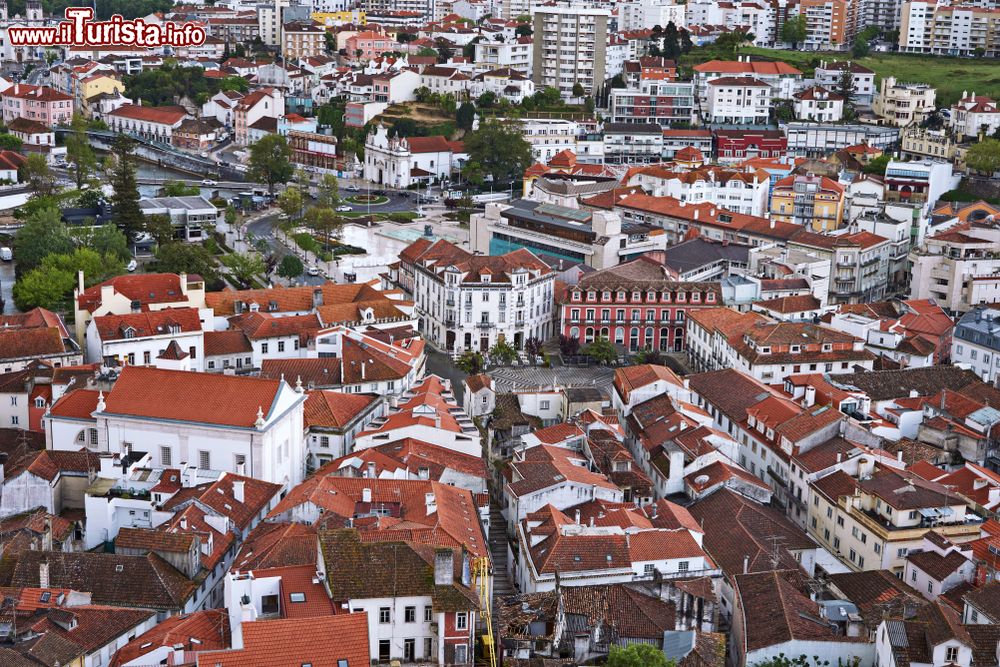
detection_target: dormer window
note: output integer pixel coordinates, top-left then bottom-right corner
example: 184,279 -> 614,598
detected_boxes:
706,292 -> 716,302
791,345 -> 801,353
482,275 -> 490,283
121,326 -> 136,339
822,343 -> 832,352
760,346 -> 771,354
691,292 -> 701,303
631,291 -> 641,302
676,292 -> 686,302
617,291 -> 626,301
662,291 -> 671,303
572,291 -> 582,301
587,291 -> 596,301
602,291 -> 611,301
646,290 -> 656,302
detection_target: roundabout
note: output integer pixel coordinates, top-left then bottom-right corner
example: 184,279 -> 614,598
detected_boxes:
344,194 -> 390,205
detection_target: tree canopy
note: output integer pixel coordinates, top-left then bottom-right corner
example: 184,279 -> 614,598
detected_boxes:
110,135 -> 145,242
248,134 -> 294,194
14,206 -> 74,274
781,15 -> 807,48
463,120 -> 533,185
607,644 -> 673,667
966,138 -> 1000,174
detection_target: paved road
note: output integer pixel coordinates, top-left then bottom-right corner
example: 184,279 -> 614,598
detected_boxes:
243,212 -> 326,286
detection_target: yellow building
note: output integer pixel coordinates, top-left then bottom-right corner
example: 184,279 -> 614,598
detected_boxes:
808,467 -> 981,575
770,173 -> 845,232
78,73 -> 125,118
312,10 -> 366,26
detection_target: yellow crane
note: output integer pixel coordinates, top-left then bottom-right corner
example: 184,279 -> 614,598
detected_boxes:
473,555 -> 497,667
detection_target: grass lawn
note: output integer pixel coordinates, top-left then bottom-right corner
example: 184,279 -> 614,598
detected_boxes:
682,46 -> 1000,106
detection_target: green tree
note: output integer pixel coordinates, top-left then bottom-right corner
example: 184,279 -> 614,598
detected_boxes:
965,138 -> 1000,174
456,102 -> 476,131
463,120 -> 533,185
277,186 -> 304,219
144,213 -> 176,246
153,242 -> 219,282
456,351 -> 485,375
277,254 -> 304,279
608,645 -> 672,667
851,35 -> 870,58
414,86 -> 433,104
515,24 -> 532,37
162,180 -> 201,196
221,251 -> 266,287
781,15 -> 807,49
66,114 -> 97,188
248,134 -> 294,194
662,21 -> 681,60
110,135 -> 145,242
13,265 -> 75,310
584,337 -> 618,365
21,153 -> 55,195
680,27 -> 694,53
0,134 -> 21,151
77,223 -> 131,261
477,91 -> 497,108
14,248 -> 124,311
304,206 -> 342,249
324,30 -> 337,54
523,336 -> 542,358
14,206 -> 73,273
225,206 -> 238,229
316,173 -> 340,208
714,30 -> 753,54
489,339 -> 518,366
751,654 -> 834,667
76,189 -> 103,209
571,82 -> 586,98
863,154 -> 891,175
417,47 -> 438,57
219,76 -> 249,93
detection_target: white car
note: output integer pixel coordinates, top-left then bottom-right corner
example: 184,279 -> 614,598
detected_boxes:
126,259 -> 138,272
347,185 -> 360,192
307,265 -> 321,276
201,179 -> 218,186
335,205 -> 352,212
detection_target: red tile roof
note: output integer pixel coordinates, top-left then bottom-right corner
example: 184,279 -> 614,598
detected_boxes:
77,273 -> 195,313
304,390 -> 380,429
109,104 -> 189,125
101,366 -> 286,428
196,613 -> 369,667
111,609 -> 230,667
93,307 -> 202,341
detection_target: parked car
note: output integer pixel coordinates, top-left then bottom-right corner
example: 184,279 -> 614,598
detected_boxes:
126,259 -> 137,272
0,247 -> 12,261
347,185 -> 360,192
335,205 -> 352,212
201,179 -> 217,186
307,265 -> 320,276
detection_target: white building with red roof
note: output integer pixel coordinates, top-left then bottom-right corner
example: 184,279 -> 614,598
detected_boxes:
363,123 -> 468,187
950,92 -> 1000,140
85,307 -> 206,369
72,272 -> 207,346
301,389 -> 385,467
705,76 -> 772,125
353,375 -> 480,457
514,500 -> 719,593
107,104 -> 191,142
395,238 -> 555,354
693,58 -> 803,102
233,87 -> 283,145
46,366 -> 307,490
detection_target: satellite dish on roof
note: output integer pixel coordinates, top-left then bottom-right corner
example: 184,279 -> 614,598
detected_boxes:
694,474 -> 710,485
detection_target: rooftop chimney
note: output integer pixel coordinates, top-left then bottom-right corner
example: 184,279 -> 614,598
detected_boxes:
743,555 -> 749,574
39,561 -> 49,589
366,461 -> 376,478
425,491 -> 437,515
362,487 -> 372,503
574,509 -> 581,524
232,480 -> 245,503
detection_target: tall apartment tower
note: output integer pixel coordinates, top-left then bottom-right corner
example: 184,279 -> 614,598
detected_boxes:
531,4 -> 611,98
